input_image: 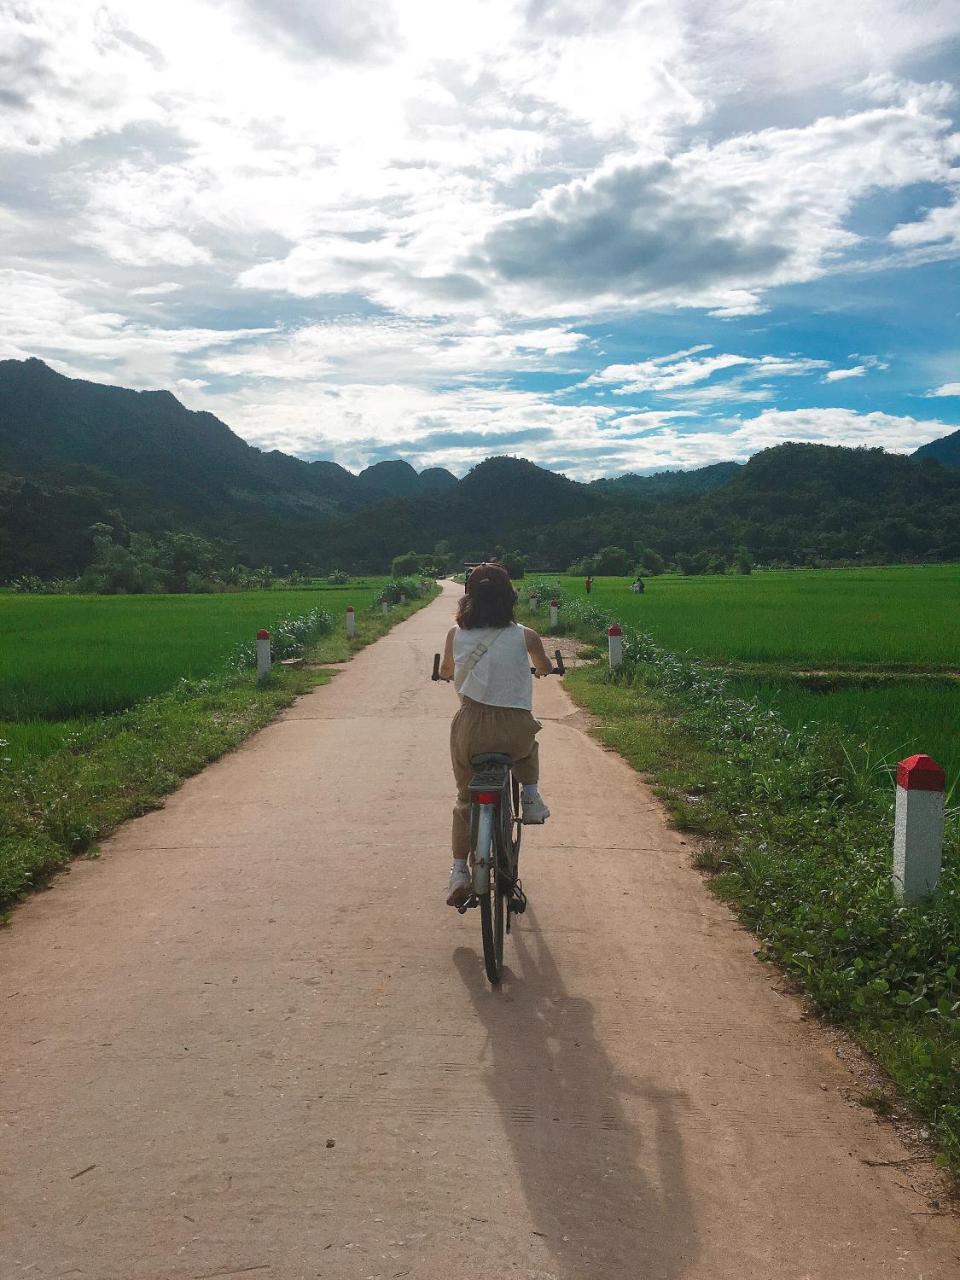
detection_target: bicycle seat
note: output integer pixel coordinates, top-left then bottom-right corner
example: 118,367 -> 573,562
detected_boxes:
470,752 -> 512,766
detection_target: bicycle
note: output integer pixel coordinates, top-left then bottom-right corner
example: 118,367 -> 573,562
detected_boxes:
431,648 -> 565,985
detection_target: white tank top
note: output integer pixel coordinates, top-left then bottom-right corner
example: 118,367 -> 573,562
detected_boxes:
453,624 -> 532,710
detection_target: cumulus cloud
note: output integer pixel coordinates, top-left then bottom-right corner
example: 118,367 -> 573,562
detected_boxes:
479,99 -> 958,314
0,3 -> 165,153
927,383 -> 960,397
1,0 -> 959,477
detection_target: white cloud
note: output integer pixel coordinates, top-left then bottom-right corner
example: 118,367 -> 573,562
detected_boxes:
130,282 -> 183,296
927,382 -> 960,397
825,365 -> 868,381
201,317 -> 590,386
889,199 -> 960,255
586,347 -> 829,395
0,269 -> 273,384
1,0 -> 959,476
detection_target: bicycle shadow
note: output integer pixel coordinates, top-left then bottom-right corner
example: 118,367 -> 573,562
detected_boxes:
454,908 -> 698,1280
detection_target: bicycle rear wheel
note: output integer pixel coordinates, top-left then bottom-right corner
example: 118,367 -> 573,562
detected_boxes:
477,805 -> 505,985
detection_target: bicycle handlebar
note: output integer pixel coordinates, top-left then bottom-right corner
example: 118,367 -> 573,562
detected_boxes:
431,649 -> 565,680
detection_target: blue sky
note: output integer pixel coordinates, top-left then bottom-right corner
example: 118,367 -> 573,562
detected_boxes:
1,1 -> 959,478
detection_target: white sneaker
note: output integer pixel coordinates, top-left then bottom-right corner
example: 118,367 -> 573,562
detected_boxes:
446,866 -> 473,906
521,793 -> 550,824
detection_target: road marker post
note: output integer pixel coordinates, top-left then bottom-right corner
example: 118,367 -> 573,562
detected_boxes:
608,622 -> 623,672
893,754 -> 945,903
528,592 -> 539,613
400,593 -> 407,604
381,599 -> 389,618
346,605 -> 356,639
256,629 -> 271,685
549,598 -> 559,629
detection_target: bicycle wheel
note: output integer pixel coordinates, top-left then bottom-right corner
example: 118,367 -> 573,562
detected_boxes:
511,773 -> 522,863
476,805 -> 503,984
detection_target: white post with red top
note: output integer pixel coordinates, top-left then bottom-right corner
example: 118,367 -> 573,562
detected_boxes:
381,599 -> 389,618
608,622 -> 623,672
549,598 -> 559,628
256,629 -> 271,685
893,754 -> 945,903
528,592 -> 539,613
346,605 -> 356,639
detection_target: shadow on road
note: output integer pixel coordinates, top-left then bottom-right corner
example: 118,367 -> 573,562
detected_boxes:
454,907 -> 698,1280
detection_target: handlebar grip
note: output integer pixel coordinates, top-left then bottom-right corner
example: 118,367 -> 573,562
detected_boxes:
554,649 -> 566,676
431,653 -> 441,681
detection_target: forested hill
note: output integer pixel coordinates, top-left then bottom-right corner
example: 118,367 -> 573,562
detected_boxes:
0,358 -> 454,575
313,444 -> 960,570
2,357 -> 960,577
915,428 -> 960,468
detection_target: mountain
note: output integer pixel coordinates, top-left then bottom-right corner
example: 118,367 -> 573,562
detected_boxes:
2,358 -> 959,577
914,428 -> 960,468
357,459 -> 421,498
418,466 -> 458,492
356,459 -> 456,498
591,461 -> 741,499
0,359 -> 455,575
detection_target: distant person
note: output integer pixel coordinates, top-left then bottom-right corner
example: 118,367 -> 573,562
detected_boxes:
631,576 -> 645,593
585,575 -> 593,595
438,563 -> 552,906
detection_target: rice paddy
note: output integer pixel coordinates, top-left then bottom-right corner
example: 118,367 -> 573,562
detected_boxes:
546,565 -> 960,789
0,581 -> 390,765
578,565 -> 959,668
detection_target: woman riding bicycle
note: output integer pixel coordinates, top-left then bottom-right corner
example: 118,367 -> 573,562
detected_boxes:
439,563 -> 552,905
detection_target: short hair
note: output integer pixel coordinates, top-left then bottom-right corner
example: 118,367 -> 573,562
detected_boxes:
456,562 -> 517,629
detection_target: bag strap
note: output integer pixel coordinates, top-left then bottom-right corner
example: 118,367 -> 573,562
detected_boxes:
455,628 -> 509,689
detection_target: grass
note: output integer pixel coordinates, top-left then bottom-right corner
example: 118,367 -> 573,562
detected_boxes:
0,581 -> 393,721
728,679 -> 960,801
0,583 -> 437,913
560,565 -> 960,668
522,577 -> 960,1176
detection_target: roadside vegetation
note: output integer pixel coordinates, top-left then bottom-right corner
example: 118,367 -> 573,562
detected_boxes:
0,577 -> 436,912
523,569 -> 960,1174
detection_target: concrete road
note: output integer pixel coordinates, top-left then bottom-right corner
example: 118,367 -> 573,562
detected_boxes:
2,579 -> 957,1279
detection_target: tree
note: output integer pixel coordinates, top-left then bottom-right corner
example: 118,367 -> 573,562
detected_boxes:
637,548 -> 665,575
391,551 -> 424,577
733,549 -> 753,574
594,545 -> 632,575
674,552 -> 695,576
499,549 -> 527,579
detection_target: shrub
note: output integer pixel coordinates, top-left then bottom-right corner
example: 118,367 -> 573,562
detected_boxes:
379,576 -> 423,604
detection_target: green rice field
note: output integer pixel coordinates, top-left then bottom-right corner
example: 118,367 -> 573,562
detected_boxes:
576,565 -> 959,668
0,581 -> 390,766
545,566 -> 960,791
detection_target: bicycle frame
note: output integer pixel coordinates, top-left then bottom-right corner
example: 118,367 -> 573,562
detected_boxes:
468,754 -> 514,897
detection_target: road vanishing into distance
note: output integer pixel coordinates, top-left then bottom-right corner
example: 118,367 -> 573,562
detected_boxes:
2,580 -> 958,1279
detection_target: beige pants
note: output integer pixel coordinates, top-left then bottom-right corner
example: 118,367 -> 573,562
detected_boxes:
450,696 -> 542,857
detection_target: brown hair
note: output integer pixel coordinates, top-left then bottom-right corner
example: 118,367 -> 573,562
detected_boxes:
456,562 -> 518,629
